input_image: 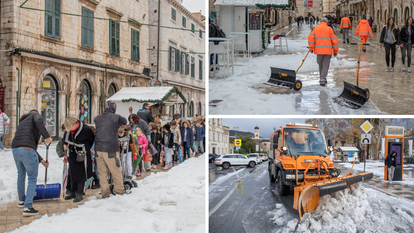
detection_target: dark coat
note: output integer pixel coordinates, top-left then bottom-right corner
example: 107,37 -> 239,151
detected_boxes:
162,131 -> 174,148
64,122 -> 95,183
151,132 -> 162,149
398,25 -> 414,45
180,127 -> 194,147
137,108 -> 154,123
94,108 -> 127,153
194,125 -> 205,141
380,26 -> 400,44
130,119 -> 151,138
385,151 -> 397,167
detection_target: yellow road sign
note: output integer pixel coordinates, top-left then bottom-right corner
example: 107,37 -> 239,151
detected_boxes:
360,120 -> 373,133
234,139 -> 242,147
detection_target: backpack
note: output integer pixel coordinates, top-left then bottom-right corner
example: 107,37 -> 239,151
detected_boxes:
56,137 -> 65,158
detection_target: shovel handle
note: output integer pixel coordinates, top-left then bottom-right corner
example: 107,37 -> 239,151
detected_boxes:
296,50 -> 311,74
350,43 -> 370,45
44,142 -> 51,187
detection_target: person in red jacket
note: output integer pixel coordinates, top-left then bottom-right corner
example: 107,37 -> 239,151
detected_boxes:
340,14 -> 352,43
308,17 -> 339,86
356,14 -> 373,52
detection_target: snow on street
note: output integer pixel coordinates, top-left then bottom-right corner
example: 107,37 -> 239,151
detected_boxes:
1,145 -> 205,233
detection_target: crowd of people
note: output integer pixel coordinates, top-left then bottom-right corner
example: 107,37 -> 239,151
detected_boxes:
10,101 -> 206,216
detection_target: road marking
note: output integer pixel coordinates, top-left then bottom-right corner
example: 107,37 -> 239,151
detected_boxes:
209,186 -> 236,217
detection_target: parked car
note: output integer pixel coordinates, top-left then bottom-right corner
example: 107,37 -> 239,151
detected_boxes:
248,153 -> 262,164
209,154 -> 219,163
261,154 -> 268,161
215,154 -> 256,169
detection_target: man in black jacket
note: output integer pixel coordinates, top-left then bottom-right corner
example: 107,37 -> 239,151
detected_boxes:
137,103 -> 154,123
385,151 -> 397,184
12,109 -> 52,216
94,101 -> 127,198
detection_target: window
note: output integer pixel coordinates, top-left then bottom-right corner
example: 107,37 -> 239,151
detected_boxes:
169,46 -> 176,71
199,29 -> 202,38
45,0 -> 61,39
108,83 -> 117,97
175,49 -> 180,72
218,148 -> 220,154
185,54 -> 190,75
191,56 -> 195,77
80,80 -> 91,124
182,16 -> 186,28
188,101 -> 194,117
212,119 -> 215,124
199,59 -> 203,80
213,133 -> 215,141
171,8 -> 176,21
109,19 -> 120,56
191,23 -> 195,33
131,28 -> 140,62
222,135 -> 224,142
181,51 -> 185,74
81,7 -> 94,48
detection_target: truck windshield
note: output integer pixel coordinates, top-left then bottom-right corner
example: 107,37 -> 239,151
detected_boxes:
283,128 -> 328,156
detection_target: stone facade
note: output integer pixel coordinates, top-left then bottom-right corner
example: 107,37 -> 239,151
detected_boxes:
296,0 -> 323,17
0,0 -> 154,146
209,118 -> 230,155
148,0 -> 205,118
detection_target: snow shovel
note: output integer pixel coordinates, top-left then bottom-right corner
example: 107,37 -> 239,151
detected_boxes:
34,143 -> 61,200
333,43 -> 370,109
62,152 -> 68,197
263,50 -> 310,91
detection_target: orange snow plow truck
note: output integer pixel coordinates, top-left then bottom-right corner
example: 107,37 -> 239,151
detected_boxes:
268,122 -> 373,218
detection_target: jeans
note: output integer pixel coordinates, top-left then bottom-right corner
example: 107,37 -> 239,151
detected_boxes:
0,134 -> 3,150
384,42 -> 396,67
12,147 -> 39,208
388,166 -> 395,181
182,142 -> 190,161
401,42 -> 412,67
195,140 -> 204,153
165,147 -> 172,165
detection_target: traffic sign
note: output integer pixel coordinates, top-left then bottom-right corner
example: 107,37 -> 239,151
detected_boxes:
234,139 -> 242,147
361,134 -> 371,144
360,120 -> 373,133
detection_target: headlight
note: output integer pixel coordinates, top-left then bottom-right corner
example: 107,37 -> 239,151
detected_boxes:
286,174 -> 296,179
332,171 -> 337,176
282,146 -> 287,151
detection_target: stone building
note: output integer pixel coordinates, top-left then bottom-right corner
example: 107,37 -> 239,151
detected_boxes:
209,118 -> 230,155
251,126 -> 270,153
0,0 -> 153,146
296,0 -> 323,18
148,0 -> 205,118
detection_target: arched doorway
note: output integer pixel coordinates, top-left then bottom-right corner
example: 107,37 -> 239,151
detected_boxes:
188,101 -> 194,118
41,75 -> 59,140
79,79 -> 92,124
376,10 -> 380,25
405,7 -> 410,24
198,102 -> 202,116
394,9 -> 398,26
108,83 -> 117,98
384,10 -> 388,25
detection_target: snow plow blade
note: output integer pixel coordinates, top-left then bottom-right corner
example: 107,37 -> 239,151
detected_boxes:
333,81 -> 370,109
263,67 -> 302,91
294,172 -> 373,219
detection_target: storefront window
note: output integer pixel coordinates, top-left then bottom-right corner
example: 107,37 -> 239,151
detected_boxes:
41,75 -> 58,140
108,83 -> 116,98
79,80 -> 91,124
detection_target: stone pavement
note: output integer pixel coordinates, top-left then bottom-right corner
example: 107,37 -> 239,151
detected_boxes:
0,162 -> 179,233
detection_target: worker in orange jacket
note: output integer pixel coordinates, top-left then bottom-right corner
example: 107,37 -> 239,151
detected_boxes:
356,14 -> 373,52
340,14 -> 352,43
308,17 -> 339,86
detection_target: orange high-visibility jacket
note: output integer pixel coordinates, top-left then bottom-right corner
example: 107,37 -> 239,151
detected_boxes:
308,22 -> 339,55
356,19 -> 373,37
340,17 -> 351,29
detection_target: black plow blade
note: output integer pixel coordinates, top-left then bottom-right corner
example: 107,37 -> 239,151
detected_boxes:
333,81 -> 370,109
263,67 -> 302,91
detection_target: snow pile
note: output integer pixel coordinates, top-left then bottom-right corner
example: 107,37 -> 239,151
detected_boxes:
11,154 -> 205,233
270,204 -> 299,232
296,184 -> 414,233
0,145 -> 64,205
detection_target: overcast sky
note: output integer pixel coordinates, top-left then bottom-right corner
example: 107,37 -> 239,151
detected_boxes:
182,0 -> 205,15
222,118 -> 307,139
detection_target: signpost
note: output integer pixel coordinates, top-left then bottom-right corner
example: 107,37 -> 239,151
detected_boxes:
235,139 -> 242,153
360,121 -> 373,172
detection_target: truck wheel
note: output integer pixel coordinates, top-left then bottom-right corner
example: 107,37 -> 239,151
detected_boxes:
222,162 -> 230,169
277,171 -> 290,196
269,165 -> 276,182
249,161 -> 256,168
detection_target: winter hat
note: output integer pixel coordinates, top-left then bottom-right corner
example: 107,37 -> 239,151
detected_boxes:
362,14 -> 366,19
105,101 -> 117,113
320,17 -> 328,23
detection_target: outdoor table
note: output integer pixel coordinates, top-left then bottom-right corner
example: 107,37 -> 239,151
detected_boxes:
209,37 -> 234,77
224,32 -> 251,62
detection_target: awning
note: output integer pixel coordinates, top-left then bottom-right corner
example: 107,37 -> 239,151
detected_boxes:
338,147 -> 360,152
349,0 -> 363,4
107,86 -> 187,105
215,0 -> 290,7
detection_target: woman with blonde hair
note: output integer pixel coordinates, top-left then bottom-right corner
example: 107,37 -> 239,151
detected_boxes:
135,127 -> 148,175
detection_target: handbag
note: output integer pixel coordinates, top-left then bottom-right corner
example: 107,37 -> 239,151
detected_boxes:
76,149 -> 86,162
193,141 -> 198,152
149,142 -> 158,155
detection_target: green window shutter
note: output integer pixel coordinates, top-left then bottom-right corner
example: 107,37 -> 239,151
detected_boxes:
191,57 -> 195,77
45,0 -> 53,37
171,8 -> 176,21
81,7 -> 88,47
181,52 -> 185,74
199,60 -> 203,80
54,0 -> 61,39
131,29 -> 140,62
175,49 -> 180,72
191,23 -> 195,33
182,16 -> 186,28
88,9 -> 94,48
185,54 -> 189,75
169,46 -> 174,71
199,29 -> 202,38
109,20 -> 120,56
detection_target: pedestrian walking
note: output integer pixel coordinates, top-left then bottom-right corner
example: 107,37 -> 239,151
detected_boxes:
308,17 -> 339,86
94,101 -> 127,198
341,14 -> 352,43
398,17 -> 414,72
62,117 -> 95,202
12,109 -> 52,216
0,109 -> 10,151
380,17 -> 400,72
356,14 -> 373,52
194,120 -> 205,156
368,17 -> 373,28
385,151 -> 397,184
136,103 -> 154,124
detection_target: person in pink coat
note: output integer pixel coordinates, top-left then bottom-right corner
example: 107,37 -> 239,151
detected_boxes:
135,128 -> 148,175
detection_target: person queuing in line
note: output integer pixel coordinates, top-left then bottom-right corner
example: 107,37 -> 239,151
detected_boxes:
356,14 -> 373,52
194,120 -> 205,156
12,109 -> 52,216
308,17 -> 339,87
340,14 -> 352,44
89,125 -> 100,189
380,17 -> 400,72
118,125 -> 137,179
136,103 -> 154,124
180,120 -> 194,161
162,124 -> 174,170
385,151 -> 397,184
171,120 -> 181,165
128,114 -> 151,141
135,127 -> 149,173
150,125 -> 162,169
94,101 -> 127,198
398,17 -> 414,73
62,117 -> 95,203
0,109 -> 10,151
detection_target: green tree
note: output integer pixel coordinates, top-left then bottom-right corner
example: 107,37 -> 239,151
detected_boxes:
239,148 -> 246,154
239,136 -> 257,153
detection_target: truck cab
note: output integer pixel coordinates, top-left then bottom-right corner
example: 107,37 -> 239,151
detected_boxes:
268,123 -> 339,195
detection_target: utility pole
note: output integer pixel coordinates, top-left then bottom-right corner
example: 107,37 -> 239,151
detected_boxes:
233,127 -> 239,153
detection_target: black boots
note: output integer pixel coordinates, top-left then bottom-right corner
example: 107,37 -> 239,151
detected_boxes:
64,192 -> 76,200
73,193 -> 83,203
91,179 -> 100,189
